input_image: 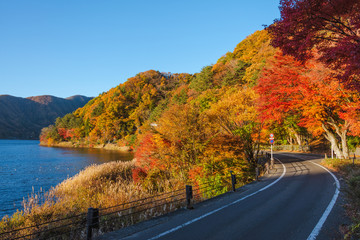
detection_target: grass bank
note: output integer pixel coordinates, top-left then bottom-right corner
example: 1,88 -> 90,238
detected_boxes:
0,160 -> 173,239
322,158 -> 360,239
0,160 -> 201,239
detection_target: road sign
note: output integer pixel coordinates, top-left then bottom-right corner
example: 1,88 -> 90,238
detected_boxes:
269,133 -> 274,139
270,139 -> 274,144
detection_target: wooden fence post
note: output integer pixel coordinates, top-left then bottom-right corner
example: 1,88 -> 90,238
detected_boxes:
231,173 -> 236,192
186,185 -> 193,209
86,208 -> 99,240
353,154 -> 356,166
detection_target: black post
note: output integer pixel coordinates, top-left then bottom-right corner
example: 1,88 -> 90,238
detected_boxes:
86,208 -> 99,240
353,154 -> 356,166
231,174 -> 236,192
186,185 -> 193,209
256,167 -> 259,181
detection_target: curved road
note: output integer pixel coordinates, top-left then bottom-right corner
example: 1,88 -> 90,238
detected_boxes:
102,153 -> 345,240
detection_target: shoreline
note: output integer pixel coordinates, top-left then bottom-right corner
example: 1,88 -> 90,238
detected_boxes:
0,140 -> 134,220
40,141 -> 132,152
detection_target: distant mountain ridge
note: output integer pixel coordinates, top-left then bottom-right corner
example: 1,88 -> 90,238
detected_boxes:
0,95 -> 93,139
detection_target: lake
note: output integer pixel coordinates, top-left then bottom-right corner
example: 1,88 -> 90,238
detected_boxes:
0,140 -> 133,218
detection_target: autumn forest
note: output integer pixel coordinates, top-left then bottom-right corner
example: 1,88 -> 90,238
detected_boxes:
40,30 -> 276,188
41,0 -> 360,190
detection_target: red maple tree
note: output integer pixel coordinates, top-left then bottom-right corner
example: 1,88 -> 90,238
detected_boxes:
268,0 -> 360,90
257,51 -> 360,159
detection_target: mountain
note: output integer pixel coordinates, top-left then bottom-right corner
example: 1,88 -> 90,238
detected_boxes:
0,95 -> 93,139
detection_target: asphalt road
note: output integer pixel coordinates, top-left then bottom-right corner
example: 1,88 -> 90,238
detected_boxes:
101,153 -> 346,240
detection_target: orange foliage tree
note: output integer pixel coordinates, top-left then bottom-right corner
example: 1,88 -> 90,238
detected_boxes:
257,52 -> 360,159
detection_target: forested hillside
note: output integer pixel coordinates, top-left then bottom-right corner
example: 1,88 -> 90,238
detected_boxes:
40,30 -> 277,183
0,95 -> 92,139
40,30 -> 274,145
40,26 -> 360,186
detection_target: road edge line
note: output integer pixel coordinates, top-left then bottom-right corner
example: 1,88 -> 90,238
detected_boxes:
147,159 -> 286,240
307,161 -> 340,240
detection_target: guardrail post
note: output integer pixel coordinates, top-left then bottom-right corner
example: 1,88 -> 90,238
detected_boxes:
186,185 -> 193,209
353,154 -> 356,166
231,173 -> 236,192
86,208 -> 99,240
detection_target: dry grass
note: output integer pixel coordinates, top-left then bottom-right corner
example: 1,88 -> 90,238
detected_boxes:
0,160 -> 183,239
26,160 -> 138,216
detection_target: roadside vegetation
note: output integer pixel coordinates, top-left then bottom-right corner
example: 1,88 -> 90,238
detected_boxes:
322,158 -> 360,239
0,156 -> 256,239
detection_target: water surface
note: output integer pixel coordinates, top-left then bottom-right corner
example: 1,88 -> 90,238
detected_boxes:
0,140 -> 133,218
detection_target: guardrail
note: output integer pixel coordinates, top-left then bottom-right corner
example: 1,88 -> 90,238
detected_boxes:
0,152 -> 272,240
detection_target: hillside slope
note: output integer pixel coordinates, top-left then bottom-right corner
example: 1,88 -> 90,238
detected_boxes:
0,95 -> 92,139
39,30 -> 274,148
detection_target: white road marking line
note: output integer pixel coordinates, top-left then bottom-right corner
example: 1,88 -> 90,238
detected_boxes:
148,159 -> 287,240
307,161 -> 340,240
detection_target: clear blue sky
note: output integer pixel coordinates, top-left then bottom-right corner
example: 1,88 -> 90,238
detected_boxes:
0,1 -> 280,98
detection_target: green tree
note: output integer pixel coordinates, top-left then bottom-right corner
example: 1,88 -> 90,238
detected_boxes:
189,66 -> 214,92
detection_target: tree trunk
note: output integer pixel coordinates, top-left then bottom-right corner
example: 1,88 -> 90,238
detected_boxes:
287,127 -> 302,145
340,125 -> 350,159
327,120 -> 350,159
294,132 -> 302,146
322,123 -> 344,159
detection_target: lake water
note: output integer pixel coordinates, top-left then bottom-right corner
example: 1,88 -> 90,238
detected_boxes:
0,140 -> 133,218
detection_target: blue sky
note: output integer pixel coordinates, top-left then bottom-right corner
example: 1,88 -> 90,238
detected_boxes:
0,1 -> 280,98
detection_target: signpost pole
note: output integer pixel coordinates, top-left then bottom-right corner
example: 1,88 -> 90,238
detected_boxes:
269,133 -> 274,169
271,144 -> 274,168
